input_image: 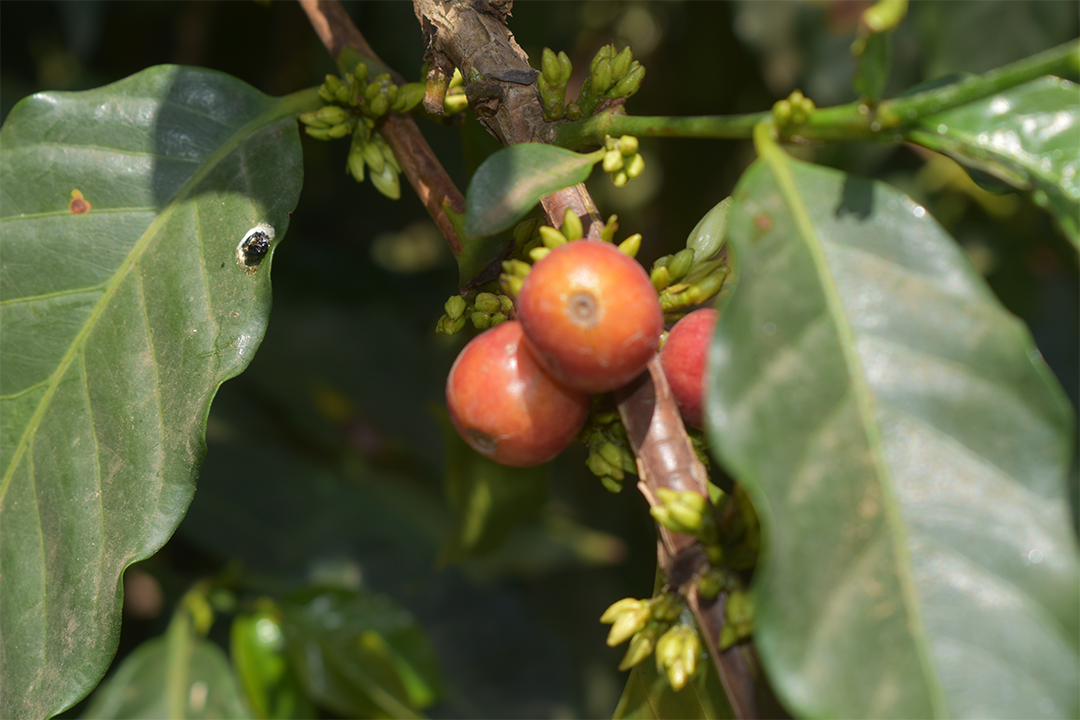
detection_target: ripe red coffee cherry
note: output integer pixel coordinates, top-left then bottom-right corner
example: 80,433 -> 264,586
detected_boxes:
516,240 -> 663,394
446,320 -> 590,467
660,308 -> 718,429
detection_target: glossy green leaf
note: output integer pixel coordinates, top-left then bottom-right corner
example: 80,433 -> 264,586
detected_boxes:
0,66 -> 311,718
280,587 -> 443,719
612,657 -> 733,720
79,635 -> 251,719
463,143 -> 599,238
910,76 -> 1080,247
708,153 -> 1079,718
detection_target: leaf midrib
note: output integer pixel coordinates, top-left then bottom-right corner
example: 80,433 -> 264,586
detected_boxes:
0,90 -> 312,499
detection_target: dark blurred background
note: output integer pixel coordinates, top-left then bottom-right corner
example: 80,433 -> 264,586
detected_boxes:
3,2 -> 1077,717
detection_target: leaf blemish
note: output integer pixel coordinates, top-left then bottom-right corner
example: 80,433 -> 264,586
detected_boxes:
69,189 -> 91,214
754,213 -> 772,232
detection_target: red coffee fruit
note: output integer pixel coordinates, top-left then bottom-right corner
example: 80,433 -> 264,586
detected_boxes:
446,320 -> 590,467
660,308 -> 718,429
516,240 -> 663,394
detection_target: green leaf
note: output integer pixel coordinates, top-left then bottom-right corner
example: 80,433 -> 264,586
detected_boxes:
463,143 -> 600,238
910,76 -> 1080,247
0,66 -> 310,718
708,153 -> 1079,718
853,31 -> 892,103
280,587 -> 443,719
612,658 -> 733,719
79,635 -> 251,719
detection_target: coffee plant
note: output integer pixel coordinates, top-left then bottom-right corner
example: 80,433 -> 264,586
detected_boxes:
1,1 -> 1077,718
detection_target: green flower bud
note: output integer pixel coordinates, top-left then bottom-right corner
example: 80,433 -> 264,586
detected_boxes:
353,61 -> 369,87
561,209 -> 583,241
474,292 -> 501,314
489,312 -> 507,326
683,267 -> 728,305
361,141 -> 385,174
370,162 -> 400,200
529,246 -> 552,263
368,94 -> 390,118
558,51 -> 573,83
600,214 -> 619,243
384,83 -> 398,108
316,105 -> 349,126
650,593 -> 683,622
618,625 -> 659,670
600,475 -> 624,494
650,265 -> 671,292
863,0 -> 908,33
471,311 -> 491,330
686,197 -> 732,261
611,46 -> 634,81
380,139 -> 401,172
616,233 -> 641,258
443,92 -> 469,115
541,47 -> 561,83
300,110 -> 329,128
667,248 -> 696,282
305,126 -> 333,141
599,442 -> 624,468
613,171 -> 629,188
500,273 -> 524,299
603,149 -> 625,174
625,153 -> 646,179
347,147 -> 366,182
503,259 -> 532,278
538,74 -> 565,121
319,86 -> 336,103
565,102 -> 582,121
513,218 -> 539,247
498,294 -> 514,313
445,295 -> 467,320
697,570 -> 723,600
587,453 -> 616,480
611,63 -> 645,98
616,135 -> 639,155
327,122 -> 351,139
601,598 -> 644,624
719,622 -> 738,650
391,82 -> 426,113
334,85 -> 353,105
592,57 -> 614,96
607,605 -> 650,647
539,225 -> 567,248
654,626 -> 685,675
590,43 -> 615,73
772,98 -> 793,125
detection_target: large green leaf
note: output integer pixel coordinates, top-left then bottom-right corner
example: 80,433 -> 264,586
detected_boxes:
0,66 -> 311,718
909,76 -> 1080,247
707,153 -> 1079,718
463,143 -> 599,238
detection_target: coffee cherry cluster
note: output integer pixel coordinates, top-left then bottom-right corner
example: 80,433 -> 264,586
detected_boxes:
445,204 -> 730,470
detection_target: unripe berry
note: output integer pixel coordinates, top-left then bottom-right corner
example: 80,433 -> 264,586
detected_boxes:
446,321 -> 590,467
516,240 -> 663,394
659,308 -> 718,429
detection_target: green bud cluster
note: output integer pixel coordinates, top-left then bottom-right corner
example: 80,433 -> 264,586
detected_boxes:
650,488 -> 719,544
539,44 -> 645,122
600,592 -> 687,674
440,68 -> 469,115
306,62 -> 427,200
498,257 -> 532,300
718,590 -> 755,650
578,406 -> 637,493
654,622 -> 703,691
436,291 -> 514,335
772,89 -> 817,132
648,197 -> 734,314
601,135 -> 646,188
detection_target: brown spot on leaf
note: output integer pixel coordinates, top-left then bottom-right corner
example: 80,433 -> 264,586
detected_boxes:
754,212 -> 772,231
69,189 -> 91,214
